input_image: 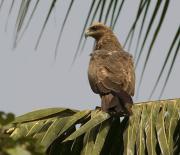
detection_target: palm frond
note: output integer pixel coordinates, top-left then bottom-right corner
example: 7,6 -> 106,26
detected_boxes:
110,0 -> 118,26
134,0 -> 151,59
136,0 -> 170,97
98,0 -> 106,22
35,0 -> 57,49
91,119 -> 111,155
41,110 -> 90,149
104,0 -> 114,24
18,0 -> 40,41
54,0 -> 74,59
72,0 -> 96,65
14,0 -> 31,47
5,0 -> 15,31
101,117 -> 127,155
112,0 -> 125,29
72,0 -> 119,66
123,0 -> 148,48
13,108 -> 78,123
159,38 -> 180,99
135,0 -> 163,67
10,98 -> 180,154
149,26 -> 180,99
64,110 -> 110,142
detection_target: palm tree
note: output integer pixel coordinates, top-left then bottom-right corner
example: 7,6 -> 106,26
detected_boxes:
1,0 -> 180,154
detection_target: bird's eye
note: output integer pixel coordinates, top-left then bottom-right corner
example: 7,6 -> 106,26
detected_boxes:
91,26 -> 97,31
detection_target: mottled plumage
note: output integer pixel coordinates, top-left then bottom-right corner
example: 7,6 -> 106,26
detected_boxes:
85,22 -> 135,115
88,50 -> 135,96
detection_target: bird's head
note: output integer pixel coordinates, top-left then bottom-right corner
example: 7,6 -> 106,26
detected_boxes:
85,22 -> 112,40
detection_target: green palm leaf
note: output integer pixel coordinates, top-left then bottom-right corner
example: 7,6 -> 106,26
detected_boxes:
40,117 -> 69,148
9,98 -> 180,154
14,108 -> 78,123
145,103 -> 159,154
18,0 -> 40,41
136,105 -> 148,155
64,110 -> 110,142
149,26 -> 180,99
159,38 -> 180,98
91,120 -> 111,155
54,0 -> 74,59
14,0 -> 31,47
137,0 -> 170,97
35,0 -> 57,49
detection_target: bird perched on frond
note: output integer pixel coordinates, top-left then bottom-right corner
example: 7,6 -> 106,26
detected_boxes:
85,22 -> 135,116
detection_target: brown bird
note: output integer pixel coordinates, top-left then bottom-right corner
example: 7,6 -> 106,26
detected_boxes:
85,22 -> 135,115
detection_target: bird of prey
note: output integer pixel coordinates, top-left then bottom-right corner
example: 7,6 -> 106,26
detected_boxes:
85,22 -> 135,115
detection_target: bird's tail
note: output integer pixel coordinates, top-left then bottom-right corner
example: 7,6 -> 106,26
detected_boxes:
101,93 -> 133,115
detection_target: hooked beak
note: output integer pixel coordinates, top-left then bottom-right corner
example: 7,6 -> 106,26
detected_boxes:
85,29 -> 91,38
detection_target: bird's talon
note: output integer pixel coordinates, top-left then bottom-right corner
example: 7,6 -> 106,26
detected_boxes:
95,106 -> 101,110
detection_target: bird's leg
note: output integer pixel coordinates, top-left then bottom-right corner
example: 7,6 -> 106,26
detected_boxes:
95,106 -> 101,110
101,94 -> 116,112
101,94 -> 126,116
111,90 -> 133,115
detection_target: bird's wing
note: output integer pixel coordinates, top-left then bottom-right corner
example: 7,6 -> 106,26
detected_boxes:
95,50 -> 135,96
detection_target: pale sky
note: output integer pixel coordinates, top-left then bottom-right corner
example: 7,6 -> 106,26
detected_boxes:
0,0 -> 179,115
